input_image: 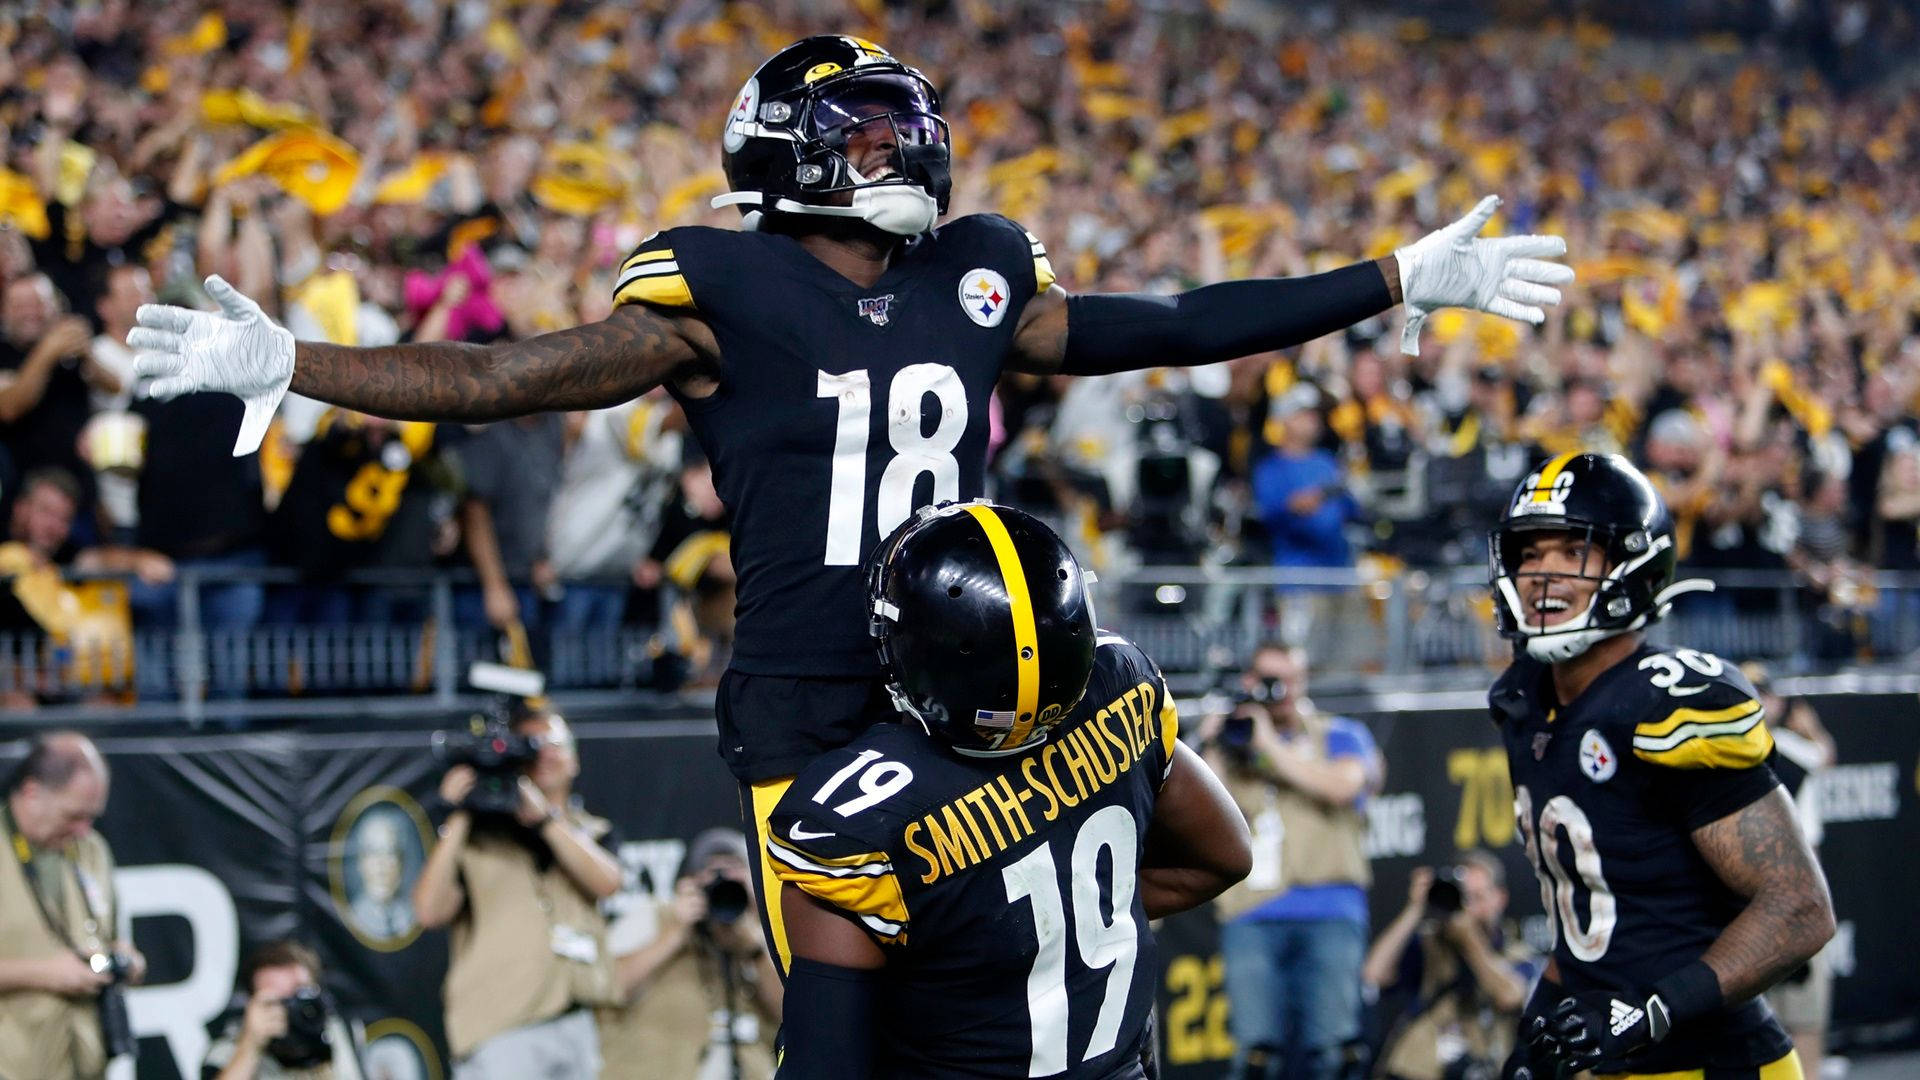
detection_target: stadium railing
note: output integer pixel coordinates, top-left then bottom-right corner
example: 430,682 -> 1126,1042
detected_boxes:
2,565 -> 1915,724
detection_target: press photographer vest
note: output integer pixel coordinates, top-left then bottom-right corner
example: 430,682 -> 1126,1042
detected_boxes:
0,810 -> 117,1080
443,813 -> 619,1059
1214,712 -> 1371,921
1376,925 -> 1533,1080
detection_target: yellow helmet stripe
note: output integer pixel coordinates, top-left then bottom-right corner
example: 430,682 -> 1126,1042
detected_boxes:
961,504 -> 1040,746
1530,450 -> 1581,502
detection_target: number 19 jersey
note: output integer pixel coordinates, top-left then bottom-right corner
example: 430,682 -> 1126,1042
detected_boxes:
766,633 -> 1178,1079
1490,643 -> 1794,1074
611,214 -> 1055,680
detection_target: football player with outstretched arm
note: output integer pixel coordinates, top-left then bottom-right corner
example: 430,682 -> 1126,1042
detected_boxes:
1486,453 -> 1835,1080
769,501 -> 1250,1079
128,36 -> 1568,973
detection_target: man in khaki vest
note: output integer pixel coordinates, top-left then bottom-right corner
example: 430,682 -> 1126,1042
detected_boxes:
1361,852 -> 1540,1080
0,731 -> 146,1080
413,707 -> 623,1079
598,829 -> 783,1080
1200,644 -> 1382,1080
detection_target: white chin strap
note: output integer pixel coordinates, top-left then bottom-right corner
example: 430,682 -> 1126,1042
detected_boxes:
712,181 -> 938,237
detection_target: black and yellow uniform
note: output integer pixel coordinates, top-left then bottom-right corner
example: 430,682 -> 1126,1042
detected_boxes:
1491,643 -> 1797,1077
766,632 -> 1177,1079
612,217 -> 1057,782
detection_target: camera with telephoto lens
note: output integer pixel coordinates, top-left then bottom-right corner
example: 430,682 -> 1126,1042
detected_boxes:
90,951 -> 137,1059
432,663 -> 547,817
703,876 -> 751,926
1217,675 -> 1288,759
265,986 -> 333,1068
1426,867 -> 1464,917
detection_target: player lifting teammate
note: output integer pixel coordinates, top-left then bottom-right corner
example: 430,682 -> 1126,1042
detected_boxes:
128,35 -> 1571,969
1486,453 -> 1835,1080
769,501 -> 1250,1078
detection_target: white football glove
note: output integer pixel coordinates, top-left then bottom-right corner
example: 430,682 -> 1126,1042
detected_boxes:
128,275 -> 295,456
1394,195 -> 1575,356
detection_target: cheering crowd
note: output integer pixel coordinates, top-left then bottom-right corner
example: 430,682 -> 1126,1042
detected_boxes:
2,0 -> 1918,705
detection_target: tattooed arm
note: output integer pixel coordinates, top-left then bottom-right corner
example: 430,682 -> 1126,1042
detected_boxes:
1690,786 -> 1836,1003
291,303 -> 721,421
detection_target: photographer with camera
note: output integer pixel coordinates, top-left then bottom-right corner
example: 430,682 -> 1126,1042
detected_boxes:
0,731 -> 145,1080
413,694 -> 623,1079
599,828 -> 782,1080
1361,854 -> 1539,1080
1199,643 -> 1383,1080
203,940 -> 365,1080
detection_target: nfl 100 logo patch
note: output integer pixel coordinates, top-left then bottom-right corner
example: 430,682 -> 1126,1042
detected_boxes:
858,294 -> 895,326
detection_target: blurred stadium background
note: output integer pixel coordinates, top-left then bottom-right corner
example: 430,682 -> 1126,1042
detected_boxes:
0,0 -> 1915,1077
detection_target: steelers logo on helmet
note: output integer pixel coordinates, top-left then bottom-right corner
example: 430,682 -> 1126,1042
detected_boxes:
711,36 -> 953,236
865,501 -> 1098,755
1488,452 -> 1713,663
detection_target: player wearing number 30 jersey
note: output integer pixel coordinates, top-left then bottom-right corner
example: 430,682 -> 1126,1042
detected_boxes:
1486,453 -> 1834,1080
768,503 -> 1251,1079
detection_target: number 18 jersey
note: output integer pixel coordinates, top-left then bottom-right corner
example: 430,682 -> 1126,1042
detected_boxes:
1490,643 -> 1794,1073
767,633 -> 1178,1079
611,214 -> 1055,680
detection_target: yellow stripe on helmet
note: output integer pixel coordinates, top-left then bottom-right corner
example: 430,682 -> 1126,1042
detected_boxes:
1530,451 -> 1581,502
961,504 -> 1040,747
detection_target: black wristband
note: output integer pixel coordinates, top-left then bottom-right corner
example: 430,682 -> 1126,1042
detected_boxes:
1651,960 -> 1723,1024
1061,262 -> 1394,376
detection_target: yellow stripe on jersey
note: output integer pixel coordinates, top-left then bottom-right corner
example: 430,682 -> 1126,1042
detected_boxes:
1632,698 -> 1773,769
1530,450 -> 1581,503
1158,678 -> 1179,758
611,269 -> 695,311
620,247 -> 677,272
1026,230 -> 1057,291
962,504 -> 1041,747
766,833 -> 911,944
748,778 -> 794,972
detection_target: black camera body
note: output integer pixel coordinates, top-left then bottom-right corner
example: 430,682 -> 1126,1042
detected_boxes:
1426,867 -> 1464,917
91,951 -> 136,1059
266,986 -> 334,1068
432,718 -> 542,817
703,876 -> 750,926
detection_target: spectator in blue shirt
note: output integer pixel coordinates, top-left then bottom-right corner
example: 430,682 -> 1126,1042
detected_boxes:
1252,385 -> 1358,569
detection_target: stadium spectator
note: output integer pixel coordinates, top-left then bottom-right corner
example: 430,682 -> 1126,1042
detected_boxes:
544,395 -> 684,641
1199,643 -> 1383,1080
448,415 -> 565,650
0,732 -> 145,1080
1252,385 -> 1357,570
1362,853 -> 1541,1080
203,939 -> 366,1080
412,704 -> 622,1078
599,828 -> 781,1080
1,273 -> 112,530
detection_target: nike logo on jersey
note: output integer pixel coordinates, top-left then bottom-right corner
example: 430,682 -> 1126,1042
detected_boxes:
789,822 -> 836,842
1609,998 -> 1644,1036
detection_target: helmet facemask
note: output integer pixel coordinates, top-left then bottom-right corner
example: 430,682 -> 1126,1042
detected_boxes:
1490,519 -> 1679,663
715,70 -> 952,236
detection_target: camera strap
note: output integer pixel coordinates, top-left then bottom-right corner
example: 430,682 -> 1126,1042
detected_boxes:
2,803 -> 88,957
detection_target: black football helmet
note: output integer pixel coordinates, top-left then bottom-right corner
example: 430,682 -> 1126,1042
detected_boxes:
711,35 -> 951,236
866,502 -> 1097,754
1489,452 -> 1710,662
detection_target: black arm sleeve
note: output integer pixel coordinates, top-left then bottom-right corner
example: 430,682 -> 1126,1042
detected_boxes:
779,958 -> 879,1080
1061,261 -> 1394,376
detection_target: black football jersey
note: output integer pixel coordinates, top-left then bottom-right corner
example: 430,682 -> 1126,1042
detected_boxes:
611,215 -> 1056,679
767,633 -> 1177,1079
1490,642 -> 1794,1073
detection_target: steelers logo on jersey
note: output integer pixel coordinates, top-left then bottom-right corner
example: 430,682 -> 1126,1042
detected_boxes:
959,268 -> 1012,327
1578,728 -> 1619,782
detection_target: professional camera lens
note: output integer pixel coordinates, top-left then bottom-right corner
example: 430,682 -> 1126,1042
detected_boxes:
1426,870 -> 1463,916
703,877 -> 751,925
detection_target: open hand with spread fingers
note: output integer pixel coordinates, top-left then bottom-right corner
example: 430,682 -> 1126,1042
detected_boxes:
1394,194 -> 1575,355
127,274 -> 295,456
